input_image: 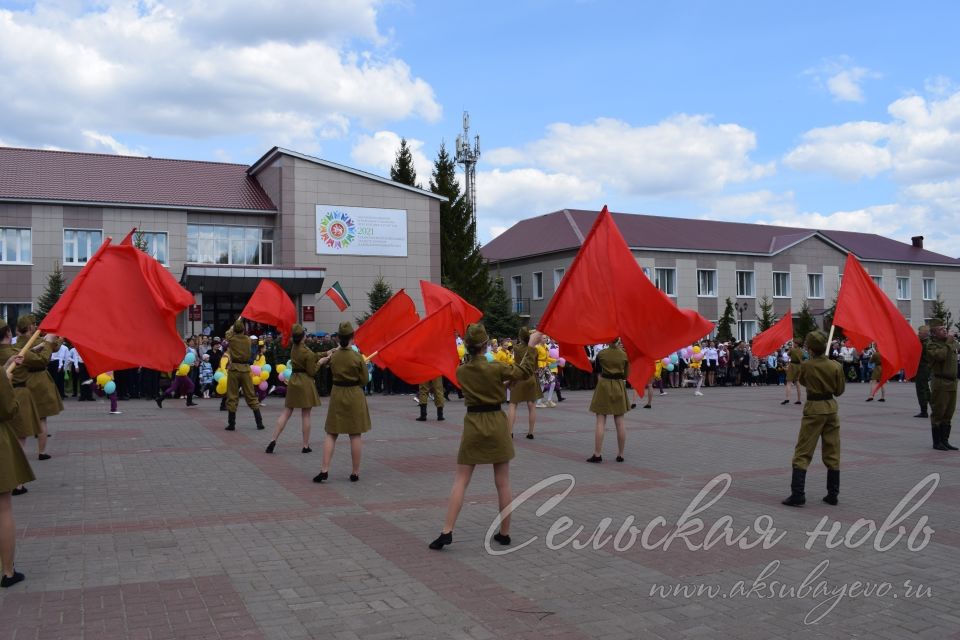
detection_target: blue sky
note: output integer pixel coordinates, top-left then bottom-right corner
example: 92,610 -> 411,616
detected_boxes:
1,1 -> 958,254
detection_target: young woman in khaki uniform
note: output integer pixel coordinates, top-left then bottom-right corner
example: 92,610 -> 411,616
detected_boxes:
429,324 -> 542,551
587,340 -> 631,463
866,348 -> 885,401
313,322 -> 370,483
507,327 -> 542,439
15,315 -> 59,460
0,325 -> 42,495
0,319 -> 34,588
266,324 -> 323,454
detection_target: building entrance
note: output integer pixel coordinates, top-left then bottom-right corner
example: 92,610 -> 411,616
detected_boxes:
201,294 -> 247,337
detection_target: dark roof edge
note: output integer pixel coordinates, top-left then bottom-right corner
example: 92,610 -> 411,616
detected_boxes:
0,196 -> 276,215
248,147 -> 448,202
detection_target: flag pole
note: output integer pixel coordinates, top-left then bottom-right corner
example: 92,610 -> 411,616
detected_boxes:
826,324 -> 836,349
6,329 -> 41,375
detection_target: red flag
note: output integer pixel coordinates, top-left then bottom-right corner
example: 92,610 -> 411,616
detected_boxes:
420,280 -> 482,336
375,303 -> 461,387
750,312 -> 794,358
354,290 -> 420,366
39,238 -> 194,376
833,253 -> 921,380
538,206 -> 712,391
241,279 -> 297,347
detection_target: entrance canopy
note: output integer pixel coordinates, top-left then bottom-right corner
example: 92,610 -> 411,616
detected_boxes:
180,265 -> 326,295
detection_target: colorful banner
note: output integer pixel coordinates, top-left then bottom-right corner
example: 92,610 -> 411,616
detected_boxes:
315,205 -> 408,257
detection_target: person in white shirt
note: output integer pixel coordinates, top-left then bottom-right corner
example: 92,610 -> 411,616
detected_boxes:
68,345 -> 83,398
49,341 -> 70,399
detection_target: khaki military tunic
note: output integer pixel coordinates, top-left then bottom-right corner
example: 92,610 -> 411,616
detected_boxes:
0,343 -> 41,438
869,351 -> 883,382
792,355 -> 845,470
325,348 -> 371,435
508,343 -> 542,403
285,343 -> 322,409
418,377 -> 444,408
456,346 -> 537,465
224,330 -> 260,412
589,346 -> 630,416
0,369 -> 36,493
16,336 -> 63,419
786,347 -> 803,383
926,336 -> 958,428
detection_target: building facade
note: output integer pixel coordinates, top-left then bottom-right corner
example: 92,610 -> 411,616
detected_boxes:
482,209 -> 960,339
0,146 -> 443,336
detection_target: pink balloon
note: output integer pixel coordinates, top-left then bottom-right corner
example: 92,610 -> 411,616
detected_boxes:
548,347 -> 560,359
693,352 -> 703,361
661,358 -> 671,366
251,365 -> 262,376
557,358 -> 566,367
258,381 -> 268,391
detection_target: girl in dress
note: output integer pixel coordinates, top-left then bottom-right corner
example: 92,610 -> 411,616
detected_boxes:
266,325 -> 323,454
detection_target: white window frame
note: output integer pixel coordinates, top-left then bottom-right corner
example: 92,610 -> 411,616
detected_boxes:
807,273 -> 824,299
738,320 -> 758,342
139,231 -> 169,266
655,268 -> 676,297
0,227 -> 32,264
736,270 -> 755,298
772,271 -> 791,298
897,277 -> 911,300
553,268 -> 564,291
511,275 -> 522,301
697,269 -> 717,297
63,228 -> 103,265
923,278 -> 935,301
532,271 -> 544,300
186,224 -> 273,265
871,275 -> 883,288
1,302 -> 33,326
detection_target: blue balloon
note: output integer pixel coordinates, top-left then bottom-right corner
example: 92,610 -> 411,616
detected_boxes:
670,354 -> 679,364
261,364 -> 271,374
485,352 -> 494,362
104,380 -> 116,395
213,371 -> 225,382
666,364 -> 675,372
184,352 -> 197,365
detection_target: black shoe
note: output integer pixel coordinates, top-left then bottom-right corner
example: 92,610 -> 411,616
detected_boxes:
253,409 -> 265,430
643,404 -> 652,409
11,487 -> 27,496
794,401 -> 801,405
265,441 -> 276,454
630,403 -> 637,409
915,412 -> 928,418
302,447 -> 312,453
429,531 -> 452,550
526,433 -> 534,440
155,395 -> 164,408
224,425 -> 236,431
782,468 -> 806,507
416,404 -> 427,421
313,471 -> 328,483
823,469 -> 840,505
437,407 -> 445,422
0,572 -> 25,588
349,474 -> 359,482
865,397 -> 874,402
877,398 -> 885,402
780,399 -> 790,405
186,401 -> 197,407
586,455 -> 602,463
942,423 -> 958,451
38,454 -> 51,461
616,456 -> 624,462
933,424 -> 949,450
493,533 -> 511,545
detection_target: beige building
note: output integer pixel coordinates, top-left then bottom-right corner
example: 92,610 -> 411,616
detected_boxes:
0,146 -> 443,335
482,209 -> 960,339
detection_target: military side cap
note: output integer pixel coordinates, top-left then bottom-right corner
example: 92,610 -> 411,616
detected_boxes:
292,324 -> 305,339
338,321 -> 354,337
518,327 -> 531,342
233,319 -> 245,333
805,330 -> 828,352
16,314 -> 35,333
465,323 -> 488,348
929,318 -> 944,329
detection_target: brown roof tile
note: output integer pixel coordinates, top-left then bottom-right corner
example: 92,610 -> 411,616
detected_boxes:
0,147 -> 276,211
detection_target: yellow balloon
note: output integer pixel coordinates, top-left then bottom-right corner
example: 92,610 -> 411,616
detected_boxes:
96,373 -> 111,387
693,346 -> 701,353
276,364 -> 286,373
457,345 -> 466,358
176,364 -> 190,376
216,378 -> 228,394
251,376 -> 261,385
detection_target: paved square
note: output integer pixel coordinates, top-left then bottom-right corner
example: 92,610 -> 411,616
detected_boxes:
1,382 -> 958,639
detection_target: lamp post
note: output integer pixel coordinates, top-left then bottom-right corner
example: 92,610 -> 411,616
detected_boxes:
735,301 -> 750,342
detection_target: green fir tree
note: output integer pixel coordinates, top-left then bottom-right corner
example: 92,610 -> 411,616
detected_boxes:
716,297 -> 736,343
756,295 -> 777,331
390,138 -> 420,188
356,275 -> 393,325
795,299 -> 818,341
482,276 -> 521,340
822,293 -> 845,340
35,260 -> 66,326
134,228 -> 148,251
931,293 -> 953,328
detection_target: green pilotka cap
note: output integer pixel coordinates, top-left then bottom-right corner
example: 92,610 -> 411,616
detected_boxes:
465,323 -> 488,348
929,318 -> 944,329
338,321 -> 354,338
233,319 -> 245,333
16,314 -> 35,333
805,330 -> 827,354
292,324 -> 305,339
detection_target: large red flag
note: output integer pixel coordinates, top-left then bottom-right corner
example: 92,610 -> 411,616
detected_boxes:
420,280 -> 482,337
39,237 -> 194,376
538,206 -> 712,391
375,303 -> 461,387
241,280 -> 297,346
833,253 -> 921,380
750,312 -> 794,358
353,290 -> 419,366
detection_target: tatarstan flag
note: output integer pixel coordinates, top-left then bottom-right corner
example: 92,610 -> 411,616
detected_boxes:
324,281 -> 350,311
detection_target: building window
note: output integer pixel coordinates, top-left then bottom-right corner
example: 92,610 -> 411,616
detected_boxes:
532,272 -> 543,300
897,277 -> 910,300
511,275 -> 522,300
807,273 -> 823,299
655,268 -> 676,296
0,228 -> 31,264
739,320 -> 758,342
871,275 -> 883,288
642,266 -> 651,279
773,272 -> 791,298
1,302 -> 32,328
139,231 -> 168,265
736,271 -> 755,297
697,270 -> 717,297
186,225 -> 273,265
923,278 -> 935,300
553,268 -> 564,290
64,229 -> 103,265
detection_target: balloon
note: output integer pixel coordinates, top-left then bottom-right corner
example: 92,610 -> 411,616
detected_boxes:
548,347 -> 560,359
216,378 -> 228,394
251,376 -> 261,386
184,352 -> 196,365
96,373 -> 111,387
693,346 -> 701,354
457,345 -> 466,358
557,358 -> 566,367
666,363 -> 675,371
261,364 -> 271,374
670,354 -> 679,364
693,352 -> 703,362
351,345 -> 359,352
258,381 -> 268,391
176,364 -> 190,377
213,371 -> 225,382
276,364 -> 286,374
485,352 -> 494,362
251,365 -> 261,376
661,358 -> 671,367
103,381 -> 116,395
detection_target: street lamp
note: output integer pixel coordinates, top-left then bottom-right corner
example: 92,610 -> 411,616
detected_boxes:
735,301 -> 750,341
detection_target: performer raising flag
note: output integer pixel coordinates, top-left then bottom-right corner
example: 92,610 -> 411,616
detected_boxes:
324,282 -> 350,312
242,280 -> 296,347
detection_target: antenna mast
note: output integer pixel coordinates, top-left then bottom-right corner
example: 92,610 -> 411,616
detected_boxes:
455,111 -> 480,228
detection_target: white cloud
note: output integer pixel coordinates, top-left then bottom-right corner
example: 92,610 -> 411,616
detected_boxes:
765,204 -> 929,239
81,130 -> 143,156
806,56 -> 880,103
0,2 -> 440,153
704,190 -> 798,220
783,121 -> 892,180
350,131 -> 433,187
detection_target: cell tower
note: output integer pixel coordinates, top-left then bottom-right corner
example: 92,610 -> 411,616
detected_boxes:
455,111 -> 480,227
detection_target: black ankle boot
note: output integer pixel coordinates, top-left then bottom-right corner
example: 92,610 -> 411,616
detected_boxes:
219,397 -> 226,411
437,406 -> 444,421
265,440 -> 276,454
416,404 -> 427,421
933,424 -> 949,450
823,469 -> 839,505
782,468 -> 806,506
156,393 -> 164,408
254,409 -> 265,430
942,423 -> 958,450
493,532 -> 511,545
226,411 -> 236,431
313,471 -> 328,483
186,394 -> 197,407
429,531 -> 452,550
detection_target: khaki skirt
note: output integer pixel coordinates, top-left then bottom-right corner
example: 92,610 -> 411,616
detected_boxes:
457,410 -> 515,465
589,378 -> 630,416
0,421 -> 35,493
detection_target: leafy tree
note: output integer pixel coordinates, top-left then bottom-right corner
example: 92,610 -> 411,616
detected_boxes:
795,299 -> 818,341
35,260 -> 66,326
355,275 -> 393,325
716,297 -> 736,343
482,276 -> 521,339
429,142 -> 491,310
822,293 -> 845,340
931,293 -> 953,328
756,295 -> 777,331
390,138 -> 420,188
